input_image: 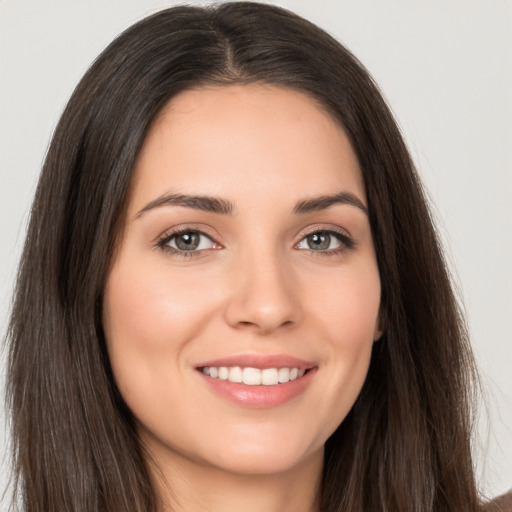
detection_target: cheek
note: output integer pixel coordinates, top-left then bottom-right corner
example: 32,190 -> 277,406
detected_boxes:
310,266 -> 380,419
101,258 -> 219,400
104,257 -> 214,347
313,262 -> 381,341
333,271 -> 380,369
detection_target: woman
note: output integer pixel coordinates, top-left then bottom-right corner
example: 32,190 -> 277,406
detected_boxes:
5,2 -> 487,511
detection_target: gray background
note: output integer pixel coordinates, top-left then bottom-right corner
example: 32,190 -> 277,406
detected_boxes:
1,0 -> 511,505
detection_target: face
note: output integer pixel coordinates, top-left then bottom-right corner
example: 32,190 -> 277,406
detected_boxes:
103,84 -> 381,478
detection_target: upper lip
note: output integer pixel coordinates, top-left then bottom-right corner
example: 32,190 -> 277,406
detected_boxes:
196,354 -> 316,370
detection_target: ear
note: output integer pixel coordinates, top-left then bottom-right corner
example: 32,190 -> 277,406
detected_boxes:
373,308 -> 385,342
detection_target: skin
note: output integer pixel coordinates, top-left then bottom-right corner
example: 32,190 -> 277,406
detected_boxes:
103,84 -> 382,512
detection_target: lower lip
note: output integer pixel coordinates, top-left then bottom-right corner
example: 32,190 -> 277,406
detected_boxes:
198,368 -> 316,408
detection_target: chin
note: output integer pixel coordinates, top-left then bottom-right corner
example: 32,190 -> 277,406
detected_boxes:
203,443 -> 323,477
191,422 -> 326,477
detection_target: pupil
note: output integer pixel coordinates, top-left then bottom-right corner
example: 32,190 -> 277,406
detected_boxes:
176,232 -> 200,250
308,232 -> 330,250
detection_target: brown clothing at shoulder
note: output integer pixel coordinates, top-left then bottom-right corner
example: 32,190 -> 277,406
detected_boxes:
483,491 -> 512,512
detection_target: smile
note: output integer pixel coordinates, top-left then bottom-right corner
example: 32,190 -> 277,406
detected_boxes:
202,366 -> 306,385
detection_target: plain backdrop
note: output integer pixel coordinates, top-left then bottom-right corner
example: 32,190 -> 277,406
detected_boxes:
1,0 -> 511,504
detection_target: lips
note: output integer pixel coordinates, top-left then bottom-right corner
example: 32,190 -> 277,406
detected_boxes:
196,354 -> 317,408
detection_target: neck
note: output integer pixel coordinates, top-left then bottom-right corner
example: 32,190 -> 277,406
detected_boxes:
147,448 -> 323,512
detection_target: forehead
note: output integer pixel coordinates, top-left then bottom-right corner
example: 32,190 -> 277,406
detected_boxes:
129,84 -> 365,214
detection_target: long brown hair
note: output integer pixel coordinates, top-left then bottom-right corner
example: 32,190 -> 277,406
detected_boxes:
6,3 -> 480,511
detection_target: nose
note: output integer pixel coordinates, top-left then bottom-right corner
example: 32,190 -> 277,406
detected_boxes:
224,250 -> 302,335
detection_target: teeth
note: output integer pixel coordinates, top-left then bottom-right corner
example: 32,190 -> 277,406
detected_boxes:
261,368 -> 278,385
202,366 -> 307,385
243,367 -> 261,385
228,366 -> 243,383
278,367 -> 290,382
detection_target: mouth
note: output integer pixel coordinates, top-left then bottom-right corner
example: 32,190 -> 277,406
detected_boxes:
195,355 -> 317,408
199,366 -> 309,385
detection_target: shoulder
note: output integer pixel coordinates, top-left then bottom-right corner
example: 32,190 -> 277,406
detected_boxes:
482,491 -> 512,512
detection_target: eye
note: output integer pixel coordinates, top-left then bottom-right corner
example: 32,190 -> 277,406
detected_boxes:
296,230 -> 353,252
158,229 -> 219,253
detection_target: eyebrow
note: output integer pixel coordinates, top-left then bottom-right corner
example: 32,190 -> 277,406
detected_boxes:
135,193 -> 235,218
292,191 -> 368,215
135,190 -> 368,219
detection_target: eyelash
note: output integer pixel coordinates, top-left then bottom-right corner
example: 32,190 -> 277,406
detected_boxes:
296,227 -> 355,256
155,226 -> 355,258
156,227 -> 220,258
